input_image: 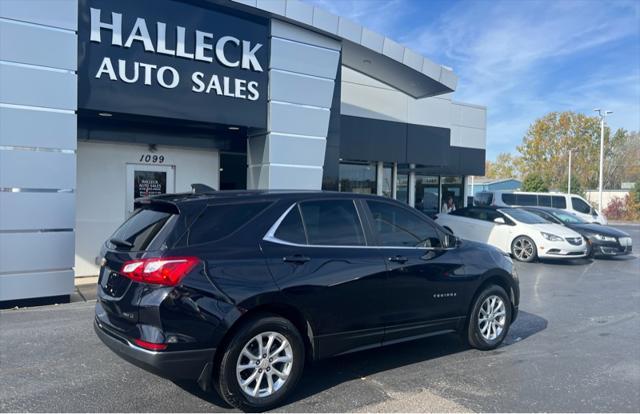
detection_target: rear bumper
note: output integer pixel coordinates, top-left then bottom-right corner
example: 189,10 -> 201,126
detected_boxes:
94,319 -> 215,381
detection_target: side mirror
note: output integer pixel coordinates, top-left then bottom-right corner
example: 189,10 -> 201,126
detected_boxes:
494,217 -> 506,225
444,234 -> 458,249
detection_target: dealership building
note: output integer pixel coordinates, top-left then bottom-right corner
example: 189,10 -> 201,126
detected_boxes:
0,0 -> 486,301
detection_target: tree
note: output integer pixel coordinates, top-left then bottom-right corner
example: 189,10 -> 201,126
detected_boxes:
485,152 -> 520,179
522,173 -> 548,192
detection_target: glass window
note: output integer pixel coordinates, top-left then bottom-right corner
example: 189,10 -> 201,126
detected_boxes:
339,162 -> 376,194
299,200 -> 365,246
110,208 -> 172,251
367,201 -> 442,248
396,166 -> 409,204
474,192 -> 493,206
274,206 -> 306,244
382,163 -> 394,198
516,194 -> 537,206
502,193 -> 516,205
415,175 -> 439,216
441,176 -> 464,213
552,196 -> 567,209
538,195 -> 552,207
572,197 -> 592,214
187,202 -> 270,245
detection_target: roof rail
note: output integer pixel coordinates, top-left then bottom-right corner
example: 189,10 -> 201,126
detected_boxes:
191,183 -> 217,194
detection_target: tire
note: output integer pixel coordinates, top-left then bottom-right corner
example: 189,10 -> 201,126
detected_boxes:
511,235 -> 537,262
465,285 -> 512,350
215,315 -> 305,412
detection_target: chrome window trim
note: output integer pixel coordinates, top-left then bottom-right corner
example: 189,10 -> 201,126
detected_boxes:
263,202 -> 454,251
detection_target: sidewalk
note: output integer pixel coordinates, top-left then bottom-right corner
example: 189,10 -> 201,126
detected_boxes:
71,276 -> 98,303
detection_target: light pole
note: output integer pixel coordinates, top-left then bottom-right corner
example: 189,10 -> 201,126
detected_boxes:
567,149 -> 572,193
594,109 -> 612,211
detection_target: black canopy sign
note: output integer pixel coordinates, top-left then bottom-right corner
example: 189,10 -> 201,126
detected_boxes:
78,0 -> 269,128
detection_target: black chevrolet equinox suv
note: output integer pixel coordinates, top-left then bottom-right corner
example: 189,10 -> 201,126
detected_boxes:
94,190 -> 519,411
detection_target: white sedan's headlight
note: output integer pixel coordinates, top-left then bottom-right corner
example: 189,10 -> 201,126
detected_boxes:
541,232 -> 564,241
592,234 -> 617,242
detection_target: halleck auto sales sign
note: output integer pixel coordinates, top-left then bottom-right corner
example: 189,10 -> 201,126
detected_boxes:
78,0 -> 269,128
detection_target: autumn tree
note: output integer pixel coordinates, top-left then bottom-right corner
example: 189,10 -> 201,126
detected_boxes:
516,112 -> 638,191
485,152 -> 520,179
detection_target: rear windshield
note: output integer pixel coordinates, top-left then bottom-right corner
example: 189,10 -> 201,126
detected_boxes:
474,192 -> 493,206
553,210 -> 587,224
183,202 -> 271,245
110,209 -> 173,251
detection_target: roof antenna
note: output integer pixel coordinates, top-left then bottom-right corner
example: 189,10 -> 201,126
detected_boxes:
191,183 -> 217,194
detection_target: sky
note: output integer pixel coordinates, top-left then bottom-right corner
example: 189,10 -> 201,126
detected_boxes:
304,0 -> 640,160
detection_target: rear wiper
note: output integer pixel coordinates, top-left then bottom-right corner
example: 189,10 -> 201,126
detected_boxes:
110,238 -> 133,249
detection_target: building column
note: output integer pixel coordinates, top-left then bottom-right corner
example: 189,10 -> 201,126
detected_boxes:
408,163 -> 416,207
0,0 -> 78,300
376,161 -> 384,196
247,20 -> 340,190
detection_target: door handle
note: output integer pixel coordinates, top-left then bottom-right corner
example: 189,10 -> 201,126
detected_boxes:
283,254 -> 311,264
388,255 -> 408,264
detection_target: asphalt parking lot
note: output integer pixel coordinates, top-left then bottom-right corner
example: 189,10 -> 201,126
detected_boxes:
1,224 -> 638,413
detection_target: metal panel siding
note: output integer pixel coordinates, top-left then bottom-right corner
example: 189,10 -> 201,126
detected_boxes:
269,102 -> 331,137
452,102 -> 487,129
0,231 -> 75,273
406,124 -> 450,165
0,0 -> 78,30
340,115 -> 407,163
0,192 -> 75,230
311,7 -> 338,34
0,63 -> 77,110
268,165 -> 323,190
0,270 -> 74,301
284,0 -> 313,25
407,96 -> 452,129
267,134 -> 326,166
361,28 -> 383,53
0,150 -> 76,189
0,19 -> 77,70
270,37 -> 340,79
0,106 -> 77,150
451,125 -> 486,149
341,82 -> 408,123
270,70 -> 334,108
271,19 -> 340,50
256,0 -> 285,14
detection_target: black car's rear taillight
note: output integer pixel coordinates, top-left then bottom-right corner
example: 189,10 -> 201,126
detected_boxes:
120,257 -> 199,286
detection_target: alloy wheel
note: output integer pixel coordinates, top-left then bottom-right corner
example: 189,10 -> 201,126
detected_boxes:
478,295 -> 506,341
513,237 -> 534,261
236,331 -> 293,398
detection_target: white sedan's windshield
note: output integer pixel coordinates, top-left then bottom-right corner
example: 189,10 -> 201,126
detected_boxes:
501,208 -> 548,224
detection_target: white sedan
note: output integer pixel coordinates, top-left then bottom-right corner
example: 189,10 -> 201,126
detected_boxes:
436,207 -> 588,262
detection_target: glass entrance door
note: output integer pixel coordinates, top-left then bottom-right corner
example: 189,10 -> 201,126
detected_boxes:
415,175 -> 439,217
441,176 -> 463,213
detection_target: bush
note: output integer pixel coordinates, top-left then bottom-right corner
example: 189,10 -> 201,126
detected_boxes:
603,194 -> 640,222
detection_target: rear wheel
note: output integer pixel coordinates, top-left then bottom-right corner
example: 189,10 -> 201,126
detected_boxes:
215,315 -> 304,412
465,285 -> 512,350
511,236 -> 537,262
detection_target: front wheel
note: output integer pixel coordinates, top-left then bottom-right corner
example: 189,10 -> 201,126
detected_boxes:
215,315 -> 305,412
511,235 -> 537,262
465,285 -> 512,350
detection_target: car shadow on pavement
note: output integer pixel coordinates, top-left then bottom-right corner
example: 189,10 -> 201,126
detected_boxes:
174,310 -> 547,410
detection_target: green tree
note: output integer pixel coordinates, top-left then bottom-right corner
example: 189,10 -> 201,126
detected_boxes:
522,173 -> 549,192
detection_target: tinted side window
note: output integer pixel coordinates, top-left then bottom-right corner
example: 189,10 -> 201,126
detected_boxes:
552,196 -> 567,208
475,192 -> 493,206
368,201 -> 442,247
299,200 -> 365,246
502,193 -> 516,205
538,195 -> 552,207
187,202 -> 270,245
517,194 -> 537,206
110,209 -> 172,251
449,208 -> 469,217
274,206 -> 306,244
571,197 -> 591,214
